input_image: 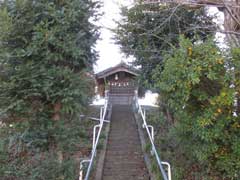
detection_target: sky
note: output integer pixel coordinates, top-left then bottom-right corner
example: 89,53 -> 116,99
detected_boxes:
94,0 -> 134,73
206,7 -> 226,49
92,0 -> 225,105
94,1 -> 225,73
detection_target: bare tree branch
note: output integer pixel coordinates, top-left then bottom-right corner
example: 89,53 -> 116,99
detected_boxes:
222,0 -> 240,27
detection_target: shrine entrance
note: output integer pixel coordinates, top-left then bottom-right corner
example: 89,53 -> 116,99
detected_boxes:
95,62 -> 139,104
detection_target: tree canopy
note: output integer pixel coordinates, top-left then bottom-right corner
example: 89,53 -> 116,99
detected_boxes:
115,2 -> 240,179
154,37 -> 240,178
115,3 -> 216,88
0,0 -> 100,179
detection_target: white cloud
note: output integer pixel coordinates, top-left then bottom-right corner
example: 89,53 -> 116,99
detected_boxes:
207,7 -> 227,49
94,0 -> 134,73
95,3 -> 227,74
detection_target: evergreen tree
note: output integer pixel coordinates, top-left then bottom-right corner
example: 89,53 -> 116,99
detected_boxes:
115,3 -> 216,88
0,0 -> 100,179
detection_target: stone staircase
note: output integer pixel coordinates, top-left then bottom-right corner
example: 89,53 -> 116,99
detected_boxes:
102,105 -> 150,180
108,94 -> 134,105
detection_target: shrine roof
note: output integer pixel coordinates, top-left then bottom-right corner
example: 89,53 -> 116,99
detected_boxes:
95,62 -> 138,79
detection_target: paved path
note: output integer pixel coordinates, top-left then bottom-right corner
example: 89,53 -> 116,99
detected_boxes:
102,105 -> 150,180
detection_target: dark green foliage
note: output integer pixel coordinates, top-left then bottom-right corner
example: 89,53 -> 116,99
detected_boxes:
115,2 -> 240,178
115,3 -> 216,88
0,117 -> 95,180
153,38 -> 240,179
0,0 -> 98,118
0,0 -> 100,179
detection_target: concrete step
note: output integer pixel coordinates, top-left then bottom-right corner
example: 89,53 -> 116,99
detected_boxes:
103,170 -> 148,176
104,151 -> 142,156
104,161 -> 146,167
102,105 -> 150,180
102,175 -> 149,180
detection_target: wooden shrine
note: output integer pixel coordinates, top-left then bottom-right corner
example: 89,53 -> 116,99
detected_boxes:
95,62 -> 139,104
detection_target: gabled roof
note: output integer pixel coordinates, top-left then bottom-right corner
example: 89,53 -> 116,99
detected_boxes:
95,62 -> 138,79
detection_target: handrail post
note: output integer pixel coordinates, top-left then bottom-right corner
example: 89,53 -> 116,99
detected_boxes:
143,109 -> 146,120
100,107 -> 104,120
93,124 -> 101,156
161,162 -> 172,180
142,109 -> 147,128
79,159 -> 90,180
147,125 -> 154,155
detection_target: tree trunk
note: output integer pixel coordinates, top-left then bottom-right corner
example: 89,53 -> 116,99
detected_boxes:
53,101 -> 61,121
52,101 -> 64,180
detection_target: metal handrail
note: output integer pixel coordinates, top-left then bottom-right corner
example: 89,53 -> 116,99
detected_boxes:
133,92 -> 171,180
80,115 -> 110,123
79,91 -> 109,180
162,161 -> 172,180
